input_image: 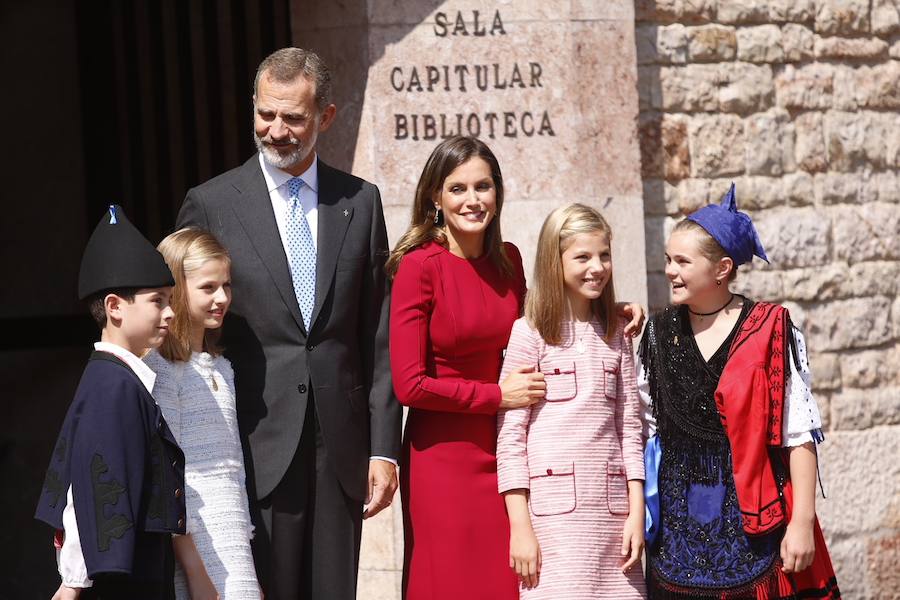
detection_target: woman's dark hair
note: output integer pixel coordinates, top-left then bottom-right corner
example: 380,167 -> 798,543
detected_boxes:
385,136 -> 512,278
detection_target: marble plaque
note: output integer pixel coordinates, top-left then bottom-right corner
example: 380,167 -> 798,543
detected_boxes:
292,2 -> 646,597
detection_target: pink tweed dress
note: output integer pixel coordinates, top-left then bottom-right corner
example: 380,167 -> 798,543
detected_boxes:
497,317 -> 646,599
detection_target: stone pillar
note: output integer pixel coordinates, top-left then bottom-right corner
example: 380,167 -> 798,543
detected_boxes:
291,2 -> 646,598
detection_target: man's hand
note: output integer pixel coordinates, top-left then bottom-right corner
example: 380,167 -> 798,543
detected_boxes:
51,584 -> 82,600
616,302 -> 647,338
364,459 -> 398,519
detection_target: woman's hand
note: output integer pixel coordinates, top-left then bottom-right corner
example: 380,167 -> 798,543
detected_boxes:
616,302 -> 646,338
781,519 -> 815,573
500,366 -> 545,409
621,511 -> 645,572
510,523 -> 542,589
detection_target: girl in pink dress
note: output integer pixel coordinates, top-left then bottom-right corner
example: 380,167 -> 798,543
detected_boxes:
497,203 -> 647,599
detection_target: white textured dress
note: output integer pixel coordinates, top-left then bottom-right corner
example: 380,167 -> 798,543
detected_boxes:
144,350 -> 260,599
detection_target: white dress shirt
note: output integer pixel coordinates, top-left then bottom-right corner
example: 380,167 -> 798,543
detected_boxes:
259,153 -> 319,251
58,342 -> 158,587
258,154 -> 396,468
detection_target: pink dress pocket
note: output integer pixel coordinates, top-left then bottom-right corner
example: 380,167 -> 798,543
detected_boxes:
529,461 -> 577,516
603,360 -> 618,401
541,361 -> 577,402
606,461 -> 630,515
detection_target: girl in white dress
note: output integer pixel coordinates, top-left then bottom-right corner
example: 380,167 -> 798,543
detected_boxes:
144,228 -> 260,600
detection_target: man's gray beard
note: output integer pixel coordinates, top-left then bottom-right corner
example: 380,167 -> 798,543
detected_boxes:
254,133 -> 306,170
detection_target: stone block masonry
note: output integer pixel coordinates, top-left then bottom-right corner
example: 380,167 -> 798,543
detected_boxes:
637,1 -> 900,597
290,1 -> 899,597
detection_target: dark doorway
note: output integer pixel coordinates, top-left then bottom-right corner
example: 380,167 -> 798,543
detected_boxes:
0,1 -> 289,596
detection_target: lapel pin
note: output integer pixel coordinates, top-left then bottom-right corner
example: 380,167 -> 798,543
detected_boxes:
343,209 -> 350,217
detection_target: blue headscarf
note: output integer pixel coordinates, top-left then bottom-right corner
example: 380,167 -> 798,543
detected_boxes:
686,183 -> 768,266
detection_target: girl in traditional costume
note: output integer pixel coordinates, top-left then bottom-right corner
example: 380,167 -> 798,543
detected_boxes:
640,184 -> 840,599
497,204 -> 646,599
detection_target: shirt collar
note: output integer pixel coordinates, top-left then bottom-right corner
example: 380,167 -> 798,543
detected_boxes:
259,152 -> 319,194
94,341 -> 157,393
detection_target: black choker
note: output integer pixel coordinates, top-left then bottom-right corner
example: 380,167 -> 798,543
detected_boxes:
688,294 -> 735,320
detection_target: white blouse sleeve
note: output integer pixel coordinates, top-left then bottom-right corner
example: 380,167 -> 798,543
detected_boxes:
782,327 -> 824,447
57,486 -> 93,588
636,353 -> 657,438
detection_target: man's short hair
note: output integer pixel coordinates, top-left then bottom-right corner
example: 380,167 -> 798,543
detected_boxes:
86,288 -> 139,330
254,47 -> 332,112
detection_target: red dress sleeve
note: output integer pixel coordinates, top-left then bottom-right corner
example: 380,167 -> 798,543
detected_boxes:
390,251 -> 503,414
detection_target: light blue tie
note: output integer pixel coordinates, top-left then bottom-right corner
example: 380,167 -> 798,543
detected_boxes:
285,177 -> 316,331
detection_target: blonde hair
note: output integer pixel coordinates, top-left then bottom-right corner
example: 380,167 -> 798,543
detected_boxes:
526,203 -> 617,345
385,136 -> 513,279
157,228 -> 231,362
672,219 -> 737,281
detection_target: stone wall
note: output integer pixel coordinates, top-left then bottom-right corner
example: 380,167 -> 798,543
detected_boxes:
636,1 -> 900,597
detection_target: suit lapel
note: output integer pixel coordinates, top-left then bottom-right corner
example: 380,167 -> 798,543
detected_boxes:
311,160 -> 353,330
228,155 -> 307,335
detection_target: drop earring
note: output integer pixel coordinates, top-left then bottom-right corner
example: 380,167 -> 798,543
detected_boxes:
434,208 -> 442,225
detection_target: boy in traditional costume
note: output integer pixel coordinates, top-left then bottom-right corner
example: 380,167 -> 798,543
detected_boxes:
35,206 -> 187,599
639,185 -> 840,599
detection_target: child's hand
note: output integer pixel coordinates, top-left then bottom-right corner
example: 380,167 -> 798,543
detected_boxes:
781,519 -> 815,573
51,584 -> 81,600
616,302 -> 646,337
174,533 -> 220,599
186,569 -> 220,600
509,524 -> 542,590
621,512 -> 645,573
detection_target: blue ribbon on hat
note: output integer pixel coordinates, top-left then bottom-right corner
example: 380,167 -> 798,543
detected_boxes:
686,183 -> 768,266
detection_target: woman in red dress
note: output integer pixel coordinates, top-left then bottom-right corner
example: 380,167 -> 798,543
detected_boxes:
387,136 -> 547,600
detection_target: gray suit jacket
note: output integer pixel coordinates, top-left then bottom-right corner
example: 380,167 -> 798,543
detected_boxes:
177,154 -> 401,501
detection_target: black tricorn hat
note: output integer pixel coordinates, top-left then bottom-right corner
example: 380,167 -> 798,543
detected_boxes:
77,205 -> 175,300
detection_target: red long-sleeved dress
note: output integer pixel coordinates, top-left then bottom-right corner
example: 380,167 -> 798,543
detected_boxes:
390,241 -> 525,600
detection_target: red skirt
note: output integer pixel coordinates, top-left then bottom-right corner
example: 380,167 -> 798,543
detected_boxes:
760,475 -> 840,600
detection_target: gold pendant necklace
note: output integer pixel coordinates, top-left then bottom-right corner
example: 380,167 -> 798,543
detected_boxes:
198,358 -> 218,391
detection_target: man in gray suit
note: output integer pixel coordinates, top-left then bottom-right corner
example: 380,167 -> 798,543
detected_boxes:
177,48 -> 401,600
